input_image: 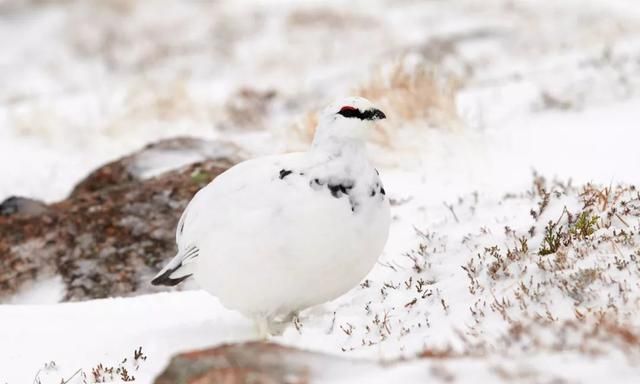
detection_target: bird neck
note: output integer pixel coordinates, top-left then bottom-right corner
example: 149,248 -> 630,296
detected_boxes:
310,136 -> 366,159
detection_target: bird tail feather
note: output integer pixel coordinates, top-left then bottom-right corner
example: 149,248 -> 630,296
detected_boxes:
151,246 -> 199,286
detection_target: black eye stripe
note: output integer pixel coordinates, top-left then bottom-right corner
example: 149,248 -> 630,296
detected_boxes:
338,108 -> 376,120
362,110 -> 376,119
337,106 -> 386,121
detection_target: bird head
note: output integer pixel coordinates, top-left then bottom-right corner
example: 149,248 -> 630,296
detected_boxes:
313,97 -> 386,147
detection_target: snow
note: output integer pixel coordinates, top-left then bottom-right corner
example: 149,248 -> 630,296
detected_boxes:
1,0 -> 640,383
5,276 -> 65,305
0,292 -> 252,383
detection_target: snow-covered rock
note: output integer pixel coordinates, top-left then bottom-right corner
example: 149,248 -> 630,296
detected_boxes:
0,138 -> 239,302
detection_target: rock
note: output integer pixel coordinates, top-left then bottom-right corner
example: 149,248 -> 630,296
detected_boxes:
71,137 -> 243,196
154,342 -> 459,383
154,342 -> 389,384
0,138 -> 239,302
0,196 -> 49,217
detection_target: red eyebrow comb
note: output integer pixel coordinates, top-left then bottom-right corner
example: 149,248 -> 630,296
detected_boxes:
339,106 -> 357,112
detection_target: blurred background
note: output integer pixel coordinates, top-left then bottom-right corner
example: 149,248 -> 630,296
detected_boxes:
2,1 -> 640,383
2,0 -> 639,204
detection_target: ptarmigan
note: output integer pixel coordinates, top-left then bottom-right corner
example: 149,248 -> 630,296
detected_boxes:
152,97 -> 390,337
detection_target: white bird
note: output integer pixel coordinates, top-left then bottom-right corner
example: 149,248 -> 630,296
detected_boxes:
152,97 -> 390,337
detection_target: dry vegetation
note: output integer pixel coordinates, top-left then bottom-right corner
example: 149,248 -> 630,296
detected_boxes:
33,347 -> 147,384
289,60 -> 461,150
287,7 -> 374,30
292,176 -> 640,376
356,61 -> 461,127
458,179 -> 640,356
357,61 -> 462,147
221,88 -> 278,131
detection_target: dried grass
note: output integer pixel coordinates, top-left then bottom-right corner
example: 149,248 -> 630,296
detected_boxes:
116,79 -> 196,120
222,88 -> 277,131
287,8 -> 372,29
288,61 -> 461,150
356,61 -> 460,127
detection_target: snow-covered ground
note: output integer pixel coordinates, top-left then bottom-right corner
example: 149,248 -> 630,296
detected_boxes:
1,0 -> 640,383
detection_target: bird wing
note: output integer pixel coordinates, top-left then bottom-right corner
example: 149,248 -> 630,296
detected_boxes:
154,149 -> 382,289
176,152 -> 309,243
152,152 -> 306,286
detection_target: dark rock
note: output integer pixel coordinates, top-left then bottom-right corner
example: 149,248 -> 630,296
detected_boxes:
0,138 -> 239,302
154,342 -> 390,384
69,158 -> 136,197
71,137 -> 242,196
0,196 -> 49,217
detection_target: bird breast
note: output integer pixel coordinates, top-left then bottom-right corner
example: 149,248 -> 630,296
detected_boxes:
188,153 -> 390,315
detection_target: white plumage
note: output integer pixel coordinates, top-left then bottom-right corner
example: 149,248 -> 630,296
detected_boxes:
152,97 -> 390,337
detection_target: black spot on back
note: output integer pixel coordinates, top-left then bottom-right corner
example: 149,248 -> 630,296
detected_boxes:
308,177 -> 360,212
327,184 -> 341,198
310,178 -> 325,190
327,181 -> 354,198
279,169 -> 293,179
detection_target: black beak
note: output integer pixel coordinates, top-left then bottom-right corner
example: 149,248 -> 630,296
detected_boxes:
369,108 -> 386,120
